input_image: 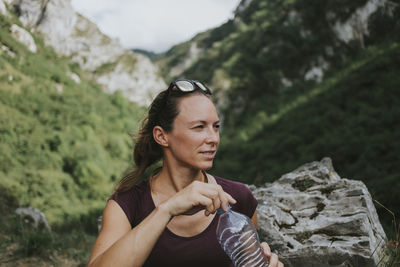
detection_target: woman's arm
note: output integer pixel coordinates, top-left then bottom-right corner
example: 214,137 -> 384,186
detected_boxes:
88,181 -> 236,267
88,199 -> 171,267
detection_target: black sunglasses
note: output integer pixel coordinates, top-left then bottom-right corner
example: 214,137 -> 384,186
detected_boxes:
167,79 -> 212,95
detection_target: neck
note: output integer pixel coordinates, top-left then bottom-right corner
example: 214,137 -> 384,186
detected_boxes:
151,164 -> 206,196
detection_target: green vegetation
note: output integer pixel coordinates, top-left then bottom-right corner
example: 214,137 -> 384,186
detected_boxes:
215,43 -> 400,234
1,0 -> 400,265
0,212 -> 96,266
161,0 -> 400,242
0,10 -> 144,265
374,200 -> 400,266
132,48 -> 159,60
155,21 -> 236,81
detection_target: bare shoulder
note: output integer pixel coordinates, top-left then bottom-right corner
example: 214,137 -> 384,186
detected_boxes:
102,199 -> 131,231
88,200 -> 131,265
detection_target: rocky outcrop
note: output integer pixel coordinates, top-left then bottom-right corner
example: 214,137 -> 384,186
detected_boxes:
7,0 -> 166,104
251,158 -> 387,267
168,42 -> 204,78
67,71 -> 80,84
10,24 -> 37,53
0,0 -> 7,15
330,0 -> 388,49
1,43 -> 16,57
15,207 -> 51,231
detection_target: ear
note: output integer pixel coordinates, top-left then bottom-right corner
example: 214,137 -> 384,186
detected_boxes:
153,126 -> 169,147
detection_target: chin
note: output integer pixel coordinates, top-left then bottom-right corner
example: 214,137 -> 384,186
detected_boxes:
198,162 -> 214,171
184,159 -> 214,171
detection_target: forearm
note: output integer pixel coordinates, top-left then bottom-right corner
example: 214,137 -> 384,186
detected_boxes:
89,203 -> 172,267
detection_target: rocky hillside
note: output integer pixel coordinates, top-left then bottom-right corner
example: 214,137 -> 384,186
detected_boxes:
1,0 -> 399,265
6,0 -> 166,104
157,0 -> 400,233
0,2 -> 160,263
158,0 -> 397,99
0,0 -> 147,226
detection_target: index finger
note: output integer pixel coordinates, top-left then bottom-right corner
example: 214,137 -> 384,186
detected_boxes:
215,186 -> 231,212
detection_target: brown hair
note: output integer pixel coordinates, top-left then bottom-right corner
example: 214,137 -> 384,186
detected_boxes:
115,88 -> 211,193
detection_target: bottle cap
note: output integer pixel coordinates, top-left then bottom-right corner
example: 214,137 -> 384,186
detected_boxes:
217,204 -> 231,215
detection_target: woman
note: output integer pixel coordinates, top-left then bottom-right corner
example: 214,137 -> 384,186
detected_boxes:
88,79 -> 283,267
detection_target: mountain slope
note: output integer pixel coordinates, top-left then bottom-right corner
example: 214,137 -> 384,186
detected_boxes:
0,6 -> 144,226
159,0 -> 400,233
8,0 -> 166,104
159,0 -> 398,101
216,42 -> 400,234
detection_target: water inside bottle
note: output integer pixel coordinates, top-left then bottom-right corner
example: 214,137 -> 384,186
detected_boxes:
217,207 -> 268,267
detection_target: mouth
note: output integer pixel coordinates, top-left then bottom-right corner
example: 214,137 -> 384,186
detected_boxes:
199,150 -> 216,159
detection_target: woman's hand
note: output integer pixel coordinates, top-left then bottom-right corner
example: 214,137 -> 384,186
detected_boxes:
162,180 -> 236,217
261,242 -> 284,267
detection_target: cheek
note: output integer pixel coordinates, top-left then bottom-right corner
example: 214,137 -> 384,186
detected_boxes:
173,132 -> 201,148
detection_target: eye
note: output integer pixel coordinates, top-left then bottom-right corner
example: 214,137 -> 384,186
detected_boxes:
214,124 -> 220,129
194,125 -> 204,129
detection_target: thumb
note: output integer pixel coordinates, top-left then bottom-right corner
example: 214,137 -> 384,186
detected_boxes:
260,242 -> 271,257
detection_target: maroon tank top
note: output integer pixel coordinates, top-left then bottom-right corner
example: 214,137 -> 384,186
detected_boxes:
110,176 -> 258,267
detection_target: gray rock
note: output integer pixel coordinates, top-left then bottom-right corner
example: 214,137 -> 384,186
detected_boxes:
168,42 -> 204,78
1,44 -> 15,57
0,0 -> 6,15
10,24 -> 37,53
331,0 -> 387,49
9,0 -> 166,104
15,207 -> 51,231
252,157 -> 387,267
67,71 -> 80,84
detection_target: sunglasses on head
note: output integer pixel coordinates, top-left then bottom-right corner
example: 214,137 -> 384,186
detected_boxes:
167,79 -> 212,95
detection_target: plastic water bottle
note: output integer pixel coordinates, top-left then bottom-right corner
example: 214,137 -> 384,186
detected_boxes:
216,206 -> 269,267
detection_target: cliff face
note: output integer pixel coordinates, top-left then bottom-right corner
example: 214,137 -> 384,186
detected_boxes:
8,0 -> 166,103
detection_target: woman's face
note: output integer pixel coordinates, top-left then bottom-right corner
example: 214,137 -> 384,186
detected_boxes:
165,94 -> 220,170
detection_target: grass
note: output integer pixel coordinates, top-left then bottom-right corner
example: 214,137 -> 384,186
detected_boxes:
0,213 -> 96,266
373,200 -> 400,266
235,42 -> 397,142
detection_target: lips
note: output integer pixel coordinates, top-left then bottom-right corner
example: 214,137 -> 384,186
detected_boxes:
200,150 -> 216,159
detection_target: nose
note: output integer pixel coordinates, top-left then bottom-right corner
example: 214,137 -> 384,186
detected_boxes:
205,126 -> 219,145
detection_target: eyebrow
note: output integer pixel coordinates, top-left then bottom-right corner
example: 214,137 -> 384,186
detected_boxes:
188,120 -> 220,124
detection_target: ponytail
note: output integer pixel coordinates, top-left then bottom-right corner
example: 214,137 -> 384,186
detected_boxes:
115,90 -> 177,193
115,117 -> 162,192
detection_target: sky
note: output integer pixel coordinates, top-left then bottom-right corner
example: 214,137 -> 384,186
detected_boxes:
70,0 -> 241,53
